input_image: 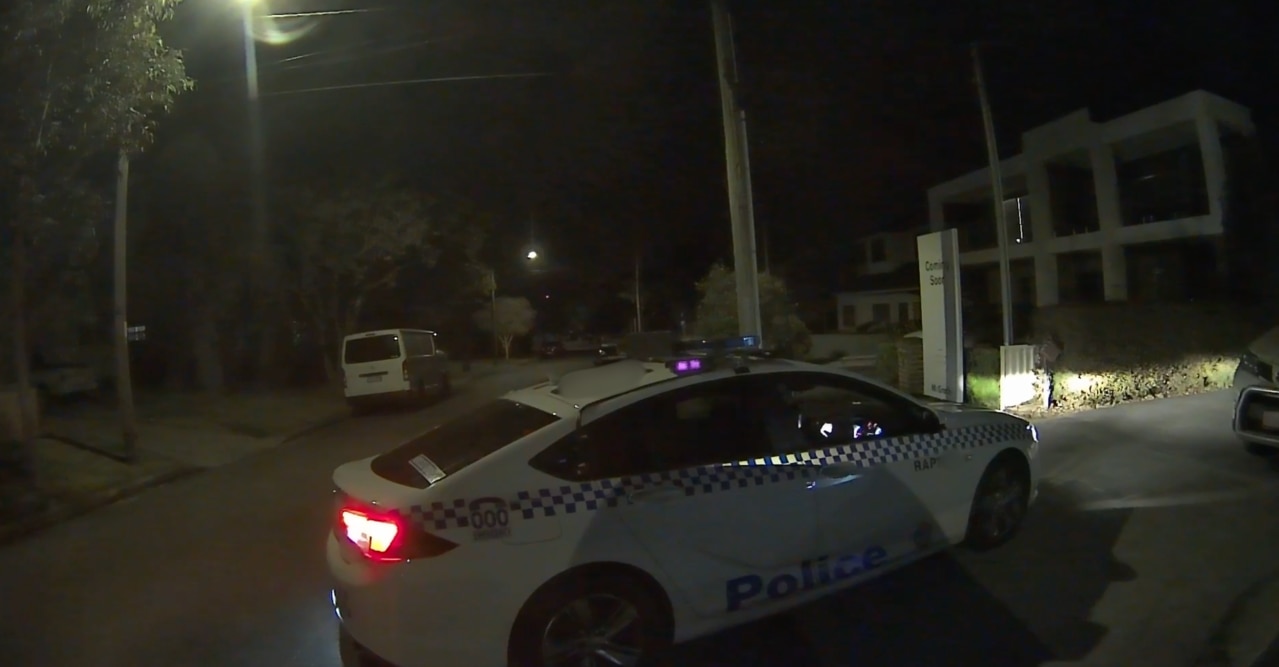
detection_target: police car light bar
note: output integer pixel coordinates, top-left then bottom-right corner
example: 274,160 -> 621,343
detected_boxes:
668,358 -> 704,374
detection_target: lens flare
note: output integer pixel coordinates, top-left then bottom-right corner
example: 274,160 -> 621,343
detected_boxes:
247,1 -> 320,46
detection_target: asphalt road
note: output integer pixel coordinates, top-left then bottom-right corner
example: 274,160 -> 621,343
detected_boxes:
0,378 -> 1275,667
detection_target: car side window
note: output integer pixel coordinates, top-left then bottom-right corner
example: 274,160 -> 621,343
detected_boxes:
530,377 -> 772,481
762,372 -> 934,449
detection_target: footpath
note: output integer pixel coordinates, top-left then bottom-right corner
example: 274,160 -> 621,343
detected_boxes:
0,359 -> 518,546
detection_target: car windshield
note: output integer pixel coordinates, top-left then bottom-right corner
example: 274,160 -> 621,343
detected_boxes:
344,334 -> 401,364
370,399 -> 560,488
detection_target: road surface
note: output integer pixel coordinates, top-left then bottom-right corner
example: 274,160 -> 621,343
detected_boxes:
0,380 -> 1275,667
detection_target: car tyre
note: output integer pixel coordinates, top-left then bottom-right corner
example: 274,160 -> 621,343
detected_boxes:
963,454 -> 1030,552
438,372 -> 452,398
508,572 -> 672,667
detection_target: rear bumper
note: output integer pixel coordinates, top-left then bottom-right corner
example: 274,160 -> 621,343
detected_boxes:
339,623 -> 402,667
327,534 -> 520,667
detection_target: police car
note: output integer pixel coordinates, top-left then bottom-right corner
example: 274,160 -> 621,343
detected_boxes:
328,338 -> 1040,667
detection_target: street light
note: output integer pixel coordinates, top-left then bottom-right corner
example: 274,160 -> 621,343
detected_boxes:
526,250 -> 539,261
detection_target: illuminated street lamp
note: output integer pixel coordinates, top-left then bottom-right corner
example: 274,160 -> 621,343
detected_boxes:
526,249 -> 539,261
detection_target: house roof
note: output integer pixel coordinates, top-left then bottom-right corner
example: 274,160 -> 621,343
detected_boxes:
836,263 -> 920,295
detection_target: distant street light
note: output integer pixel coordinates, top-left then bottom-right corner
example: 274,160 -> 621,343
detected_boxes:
526,250 -> 539,261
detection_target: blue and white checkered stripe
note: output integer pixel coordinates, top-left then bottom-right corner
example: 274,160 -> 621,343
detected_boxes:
401,421 -> 1029,532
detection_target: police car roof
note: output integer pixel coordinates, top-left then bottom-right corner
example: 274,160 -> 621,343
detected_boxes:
505,356 -> 802,413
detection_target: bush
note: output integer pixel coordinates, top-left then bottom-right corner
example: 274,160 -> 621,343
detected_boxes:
1050,355 -> 1239,410
966,347 -> 1001,409
874,343 -> 898,385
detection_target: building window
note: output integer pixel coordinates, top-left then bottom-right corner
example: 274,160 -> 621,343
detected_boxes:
869,238 -> 887,263
872,303 -> 891,323
1116,143 -> 1210,226
897,302 -> 910,323
943,202 -> 997,252
1057,250 -> 1105,303
1125,238 -> 1221,302
1047,159 -> 1100,237
841,304 -> 856,329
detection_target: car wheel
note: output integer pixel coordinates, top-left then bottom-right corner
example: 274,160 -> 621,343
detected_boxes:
963,454 -> 1030,551
508,573 -> 672,667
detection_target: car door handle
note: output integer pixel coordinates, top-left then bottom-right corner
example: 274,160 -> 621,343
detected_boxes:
627,484 -> 684,504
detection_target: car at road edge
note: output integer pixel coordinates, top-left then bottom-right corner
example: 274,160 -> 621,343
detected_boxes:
328,344 -> 1040,667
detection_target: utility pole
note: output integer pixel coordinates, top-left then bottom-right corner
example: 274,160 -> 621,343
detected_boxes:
633,251 -> 643,333
972,43 -> 1015,346
112,150 -> 139,460
488,269 -> 499,359
710,0 -> 764,346
242,1 -> 277,384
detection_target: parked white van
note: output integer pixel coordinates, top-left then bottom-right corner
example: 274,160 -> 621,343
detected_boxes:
341,329 -> 450,410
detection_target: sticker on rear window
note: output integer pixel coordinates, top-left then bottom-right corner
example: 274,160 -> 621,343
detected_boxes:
408,455 -> 446,484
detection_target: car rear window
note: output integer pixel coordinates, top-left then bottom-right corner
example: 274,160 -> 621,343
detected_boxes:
344,334 -> 401,364
371,399 -> 560,488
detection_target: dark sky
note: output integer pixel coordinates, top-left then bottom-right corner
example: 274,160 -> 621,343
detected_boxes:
150,0 -> 1279,318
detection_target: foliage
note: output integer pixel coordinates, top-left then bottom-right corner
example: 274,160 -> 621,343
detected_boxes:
474,297 -> 536,360
692,263 -> 811,357
1049,357 -> 1237,411
281,179 -> 487,377
0,0 -> 192,169
965,347 -> 1002,409
874,342 -> 898,385
0,0 -> 191,327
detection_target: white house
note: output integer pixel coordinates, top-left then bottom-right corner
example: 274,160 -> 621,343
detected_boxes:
927,90 -> 1256,306
834,226 -> 926,330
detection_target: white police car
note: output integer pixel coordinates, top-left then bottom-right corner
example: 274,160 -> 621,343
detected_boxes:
328,342 -> 1040,667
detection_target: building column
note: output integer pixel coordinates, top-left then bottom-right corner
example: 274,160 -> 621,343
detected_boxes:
1101,243 -> 1128,301
1196,115 -> 1226,231
1034,254 -> 1058,306
1026,162 -> 1059,306
1091,142 -> 1128,301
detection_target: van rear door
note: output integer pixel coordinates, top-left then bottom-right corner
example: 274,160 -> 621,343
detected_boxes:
344,332 -> 407,397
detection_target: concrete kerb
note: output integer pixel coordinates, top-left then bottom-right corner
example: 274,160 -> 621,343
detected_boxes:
0,457 -> 200,548
0,402 -> 354,547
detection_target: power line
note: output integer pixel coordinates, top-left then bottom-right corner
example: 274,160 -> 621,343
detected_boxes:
264,37 -> 444,74
259,71 -> 551,98
262,8 -> 388,18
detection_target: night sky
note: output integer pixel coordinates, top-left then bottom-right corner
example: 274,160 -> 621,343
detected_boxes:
149,0 -> 1279,328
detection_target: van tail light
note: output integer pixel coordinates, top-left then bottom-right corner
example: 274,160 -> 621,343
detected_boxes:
335,495 -> 458,562
402,360 -> 409,382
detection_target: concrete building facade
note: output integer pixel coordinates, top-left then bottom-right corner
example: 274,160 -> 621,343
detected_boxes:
927,90 -> 1256,307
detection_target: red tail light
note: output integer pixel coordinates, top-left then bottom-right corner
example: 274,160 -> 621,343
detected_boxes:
341,510 -> 401,557
334,495 -> 459,562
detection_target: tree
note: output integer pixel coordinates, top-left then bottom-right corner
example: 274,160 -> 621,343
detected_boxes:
474,297 -> 536,360
136,133 -> 248,392
693,263 -> 811,358
282,178 -> 484,380
0,0 -> 192,437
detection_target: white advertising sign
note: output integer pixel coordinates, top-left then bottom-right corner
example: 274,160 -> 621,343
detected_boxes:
917,230 -> 964,402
